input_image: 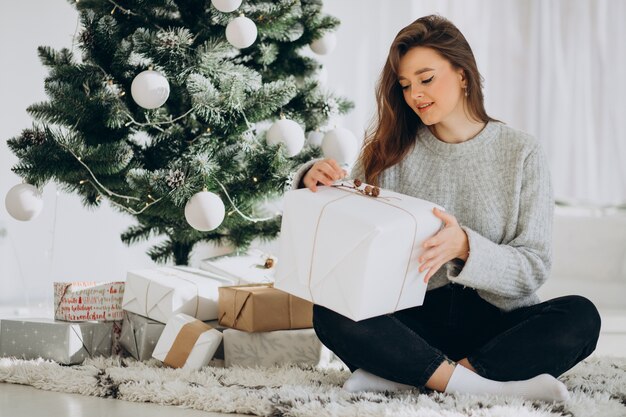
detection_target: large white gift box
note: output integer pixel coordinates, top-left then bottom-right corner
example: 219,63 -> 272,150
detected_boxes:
275,181 -> 443,321
122,267 -> 236,323
152,313 -> 222,370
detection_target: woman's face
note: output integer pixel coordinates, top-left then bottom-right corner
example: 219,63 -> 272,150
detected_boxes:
397,46 -> 466,126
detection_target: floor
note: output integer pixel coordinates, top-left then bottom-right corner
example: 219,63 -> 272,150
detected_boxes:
0,383 -> 247,417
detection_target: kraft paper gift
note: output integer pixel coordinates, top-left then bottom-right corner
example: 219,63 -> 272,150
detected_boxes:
152,313 -> 222,370
54,281 -> 125,322
0,318 -> 113,365
118,311 -> 165,361
223,328 -> 332,368
274,181 -> 444,321
200,249 -> 276,284
122,266 -> 237,323
218,284 -> 313,332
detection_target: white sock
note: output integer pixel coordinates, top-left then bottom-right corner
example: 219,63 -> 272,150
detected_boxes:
343,369 -> 414,393
444,365 -> 570,402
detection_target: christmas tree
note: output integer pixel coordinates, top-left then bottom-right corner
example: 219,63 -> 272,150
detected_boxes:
6,0 -> 352,265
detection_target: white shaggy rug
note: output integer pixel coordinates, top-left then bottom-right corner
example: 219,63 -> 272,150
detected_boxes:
0,356 -> 625,417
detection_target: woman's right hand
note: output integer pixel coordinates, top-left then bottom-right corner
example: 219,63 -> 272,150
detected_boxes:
302,158 -> 348,192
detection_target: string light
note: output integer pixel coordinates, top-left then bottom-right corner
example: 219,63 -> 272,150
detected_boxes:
252,177 -> 258,182
79,179 -> 88,184
215,180 -> 277,223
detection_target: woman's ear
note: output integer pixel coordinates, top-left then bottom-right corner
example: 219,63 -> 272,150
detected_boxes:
457,68 -> 467,88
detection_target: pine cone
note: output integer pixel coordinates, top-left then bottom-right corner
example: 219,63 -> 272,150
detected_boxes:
79,30 -> 94,47
165,169 -> 185,189
353,178 -> 362,187
364,185 -> 372,195
264,257 -> 275,269
158,32 -> 180,49
372,187 -> 380,197
22,129 -> 46,145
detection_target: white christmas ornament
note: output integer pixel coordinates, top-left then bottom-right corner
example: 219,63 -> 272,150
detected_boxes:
5,183 -> 44,221
266,118 -> 305,157
226,16 -> 257,49
322,127 -> 358,165
306,130 -> 324,147
130,70 -> 170,109
310,32 -> 337,55
211,0 -> 242,12
184,191 -> 226,232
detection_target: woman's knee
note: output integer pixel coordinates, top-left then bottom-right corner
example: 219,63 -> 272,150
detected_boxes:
564,295 -> 602,344
313,305 -> 352,340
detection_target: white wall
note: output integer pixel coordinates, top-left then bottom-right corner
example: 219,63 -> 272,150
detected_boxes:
1,1 -> 624,311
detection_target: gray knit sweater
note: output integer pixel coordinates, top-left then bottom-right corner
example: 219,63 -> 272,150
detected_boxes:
292,121 -> 554,311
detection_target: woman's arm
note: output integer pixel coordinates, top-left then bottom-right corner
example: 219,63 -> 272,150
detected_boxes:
446,144 -> 554,298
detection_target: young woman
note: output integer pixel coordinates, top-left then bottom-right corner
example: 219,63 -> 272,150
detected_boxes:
294,15 -> 600,402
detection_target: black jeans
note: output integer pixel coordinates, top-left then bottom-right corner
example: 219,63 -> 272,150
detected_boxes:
313,284 -> 601,387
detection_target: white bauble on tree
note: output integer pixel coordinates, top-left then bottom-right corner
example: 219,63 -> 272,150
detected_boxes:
266,117 -> 305,157
226,16 -> 257,49
211,0 -> 242,12
310,32 -> 337,55
306,130 -> 324,147
322,127 -> 358,165
130,70 -> 170,109
184,191 -> 226,232
5,183 -> 44,221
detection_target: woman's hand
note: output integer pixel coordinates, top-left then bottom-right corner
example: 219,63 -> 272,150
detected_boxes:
419,208 -> 470,283
302,158 -> 347,192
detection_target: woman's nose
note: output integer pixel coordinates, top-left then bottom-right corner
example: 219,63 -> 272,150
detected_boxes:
411,86 -> 424,99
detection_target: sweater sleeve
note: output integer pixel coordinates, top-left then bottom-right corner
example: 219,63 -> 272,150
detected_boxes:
290,159 -> 320,190
446,144 -> 554,298
290,155 -> 366,190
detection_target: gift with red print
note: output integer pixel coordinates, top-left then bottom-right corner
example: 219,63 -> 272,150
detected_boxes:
53,281 -> 125,322
274,180 -> 444,321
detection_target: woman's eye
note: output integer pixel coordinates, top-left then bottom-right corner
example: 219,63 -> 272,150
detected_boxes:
401,85 -> 410,90
422,76 -> 434,84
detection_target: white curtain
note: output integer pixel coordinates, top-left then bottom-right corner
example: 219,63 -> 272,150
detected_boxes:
323,0 -> 626,206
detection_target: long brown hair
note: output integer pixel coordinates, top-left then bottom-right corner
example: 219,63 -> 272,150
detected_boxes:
362,15 -> 494,185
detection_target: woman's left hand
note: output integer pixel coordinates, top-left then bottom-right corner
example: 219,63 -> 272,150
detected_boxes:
419,207 -> 470,283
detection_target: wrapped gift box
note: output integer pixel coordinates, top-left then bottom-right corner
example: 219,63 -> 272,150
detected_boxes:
218,284 -> 313,332
0,318 -> 113,365
152,313 -> 222,370
111,320 -> 123,355
223,328 -> 332,368
275,181 -> 444,321
200,249 -> 276,284
122,266 -> 237,323
54,281 -> 125,322
119,311 -> 166,361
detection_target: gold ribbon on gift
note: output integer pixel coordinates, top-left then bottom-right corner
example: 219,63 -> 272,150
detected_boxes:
307,183 -> 420,314
163,319 -> 212,368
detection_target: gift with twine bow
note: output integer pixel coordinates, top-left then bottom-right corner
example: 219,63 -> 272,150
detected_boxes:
152,313 -> 222,370
218,283 -> 313,332
274,180 -> 444,321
